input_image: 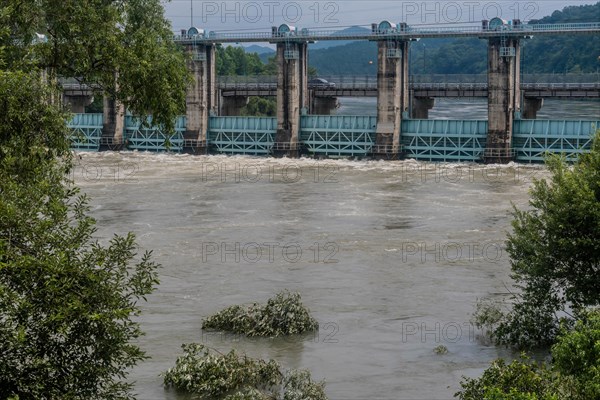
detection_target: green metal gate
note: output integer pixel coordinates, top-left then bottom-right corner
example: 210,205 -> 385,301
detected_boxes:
125,116 -> 186,152
208,116 -> 277,155
401,119 -> 488,162
300,115 -> 377,157
513,120 -> 599,163
68,113 -> 103,151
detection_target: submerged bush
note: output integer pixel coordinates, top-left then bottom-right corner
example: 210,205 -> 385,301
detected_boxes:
202,291 -> 319,337
163,344 -> 327,399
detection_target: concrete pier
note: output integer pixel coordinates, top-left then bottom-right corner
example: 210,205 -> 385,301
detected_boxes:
374,39 -> 409,158
64,94 -> 94,113
411,97 -> 435,119
523,97 -> 543,119
485,36 -> 521,163
310,95 -> 339,115
101,95 -> 125,151
184,42 -> 216,153
220,96 -> 249,116
274,40 -> 309,157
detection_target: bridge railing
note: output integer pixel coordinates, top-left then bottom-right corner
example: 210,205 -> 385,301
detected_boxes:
174,22 -> 600,43
217,74 -> 600,91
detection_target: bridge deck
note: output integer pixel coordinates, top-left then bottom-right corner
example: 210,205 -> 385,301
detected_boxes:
173,22 -> 600,44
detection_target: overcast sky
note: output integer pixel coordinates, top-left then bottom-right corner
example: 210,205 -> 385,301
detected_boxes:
164,0 -> 598,32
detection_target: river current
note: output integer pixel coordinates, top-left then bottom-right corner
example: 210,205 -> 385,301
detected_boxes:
74,99 -> 598,400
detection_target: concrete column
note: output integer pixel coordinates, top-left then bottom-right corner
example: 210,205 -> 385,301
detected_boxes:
522,97 -> 543,119
101,95 -> 125,150
486,36 -> 521,163
411,97 -> 435,119
184,43 -> 216,153
374,40 -> 409,157
220,96 -> 249,116
311,96 -> 339,115
274,41 -> 308,157
63,94 -> 94,113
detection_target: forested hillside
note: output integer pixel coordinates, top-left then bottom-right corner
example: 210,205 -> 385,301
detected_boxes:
219,2 -> 598,76
307,2 -> 600,76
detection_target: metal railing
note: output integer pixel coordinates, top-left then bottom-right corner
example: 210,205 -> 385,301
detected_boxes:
173,22 -> 600,44
217,74 -> 600,91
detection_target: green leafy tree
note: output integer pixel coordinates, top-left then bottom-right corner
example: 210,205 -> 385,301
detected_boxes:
0,0 -> 183,397
1,0 -> 189,131
0,70 -> 160,400
456,309 -> 600,400
475,130 -> 600,349
551,310 -> 600,399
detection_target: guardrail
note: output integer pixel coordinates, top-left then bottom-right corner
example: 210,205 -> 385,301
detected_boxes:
217,75 -> 600,91
173,22 -> 600,43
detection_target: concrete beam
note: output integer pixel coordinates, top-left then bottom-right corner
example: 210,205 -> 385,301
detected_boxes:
411,97 -> 435,119
184,44 -> 216,153
374,40 -> 409,157
485,37 -> 521,163
274,41 -> 309,157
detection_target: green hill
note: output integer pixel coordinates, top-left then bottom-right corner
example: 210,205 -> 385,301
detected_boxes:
306,2 -> 600,76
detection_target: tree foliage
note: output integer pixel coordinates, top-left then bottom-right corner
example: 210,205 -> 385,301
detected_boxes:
0,0 -> 179,397
203,291 -> 319,337
1,0 -> 189,131
456,309 -> 600,400
474,130 -> 600,349
163,344 -> 328,400
0,70 -> 160,399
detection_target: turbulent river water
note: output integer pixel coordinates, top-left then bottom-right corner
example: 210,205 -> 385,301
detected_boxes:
74,99 -> 598,400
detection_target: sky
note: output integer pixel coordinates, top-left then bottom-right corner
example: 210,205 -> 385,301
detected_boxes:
163,0 -> 599,33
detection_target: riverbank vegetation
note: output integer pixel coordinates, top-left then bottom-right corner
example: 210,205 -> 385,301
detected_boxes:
203,291 -> 319,337
457,309 -> 600,400
473,130 -> 600,349
458,130 -> 600,398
